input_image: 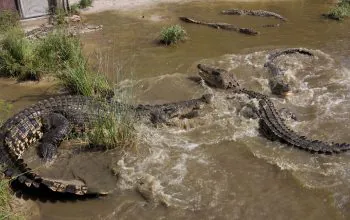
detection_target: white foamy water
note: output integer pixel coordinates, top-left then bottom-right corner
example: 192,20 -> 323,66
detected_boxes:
98,48 -> 350,216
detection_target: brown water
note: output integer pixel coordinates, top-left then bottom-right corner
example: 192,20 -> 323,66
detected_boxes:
2,0 -> 350,219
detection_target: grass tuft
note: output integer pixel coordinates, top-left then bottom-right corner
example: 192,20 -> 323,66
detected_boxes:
325,0 -> 350,20
69,3 -> 81,15
0,27 -> 113,95
0,179 -> 11,220
0,28 -> 42,80
0,101 -> 22,220
159,25 -> 187,45
0,10 -> 19,33
36,29 -> 82,71
79,0 -> 93,9
87,104 -> 137,151
54,8 -> 68,25
58,60 -> 113,98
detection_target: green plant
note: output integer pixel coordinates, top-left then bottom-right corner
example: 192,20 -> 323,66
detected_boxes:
36,30 -> 82,70
54,8 -> 67,25
0,102 -> 21,220
0,10 -> 19,33
0,178 -> 24,220
325,0 -> 350,20
0,28 -> 42,80
79,0 -> 93,8
87,105 -> 137,151
58,59 -> 112,97
69,3 -> 80,15
0,179 -> 11,219
159,25 -> 187,45
0,28 -> 87,81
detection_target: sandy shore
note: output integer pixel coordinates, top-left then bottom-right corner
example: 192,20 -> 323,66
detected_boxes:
75,0 -> 295,14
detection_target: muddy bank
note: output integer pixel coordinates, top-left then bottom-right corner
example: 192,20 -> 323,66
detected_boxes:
0,77 -> 58,114
78,0 -> 299,14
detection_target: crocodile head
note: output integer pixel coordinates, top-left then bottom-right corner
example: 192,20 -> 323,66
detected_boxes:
269,75 -> 292,96
197,64 -> 240,89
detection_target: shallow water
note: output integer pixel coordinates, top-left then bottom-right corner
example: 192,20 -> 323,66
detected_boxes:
2,0 -> 350,219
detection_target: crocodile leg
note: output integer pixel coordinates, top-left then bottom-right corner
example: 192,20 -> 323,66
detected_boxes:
39,113 -> 72,161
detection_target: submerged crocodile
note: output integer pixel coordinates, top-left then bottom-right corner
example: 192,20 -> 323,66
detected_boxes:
197,63 -> 350,154
221,9 -> 287,21
0,94 -> 212,196
179,17 -> 259,35
264,48 -> 315,96
25,23 -> 103,40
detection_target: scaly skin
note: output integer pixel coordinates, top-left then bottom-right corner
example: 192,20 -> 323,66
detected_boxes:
264,48 -> 315,96
221,9 -> 287,21
0,94 -> 212,196
179,17 -> 259,35
197,63 -> 350,154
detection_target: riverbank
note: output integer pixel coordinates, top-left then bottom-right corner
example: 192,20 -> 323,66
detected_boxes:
78,0 -> 298,14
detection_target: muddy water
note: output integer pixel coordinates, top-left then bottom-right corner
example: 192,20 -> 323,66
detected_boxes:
1,0 -> 350,219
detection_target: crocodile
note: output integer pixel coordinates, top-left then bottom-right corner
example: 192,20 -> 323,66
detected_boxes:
0,94 -> 212,196
221,9 -> 287,21
264,48 -> 315,96
25,23 -> 103,40
179,17 -> 259,35
197,63 -> 350,154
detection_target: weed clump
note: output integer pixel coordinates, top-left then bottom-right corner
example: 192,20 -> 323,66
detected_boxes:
36,30 -> 82,71
0,27 -> 112,96
159,25 -> 187,45
0,101 -> 20,220
69,4 -> 81,15
0,28 -> 83,81
58,60 -> 112,98
0,179 -> 12,220
67,0 -> 92,14
79,0 -> 93,8
54,8 -> 68,25
88,105 -> 137,150
0,10 -> 19,33
0,28 -> 42,80
324,0 -> 350,20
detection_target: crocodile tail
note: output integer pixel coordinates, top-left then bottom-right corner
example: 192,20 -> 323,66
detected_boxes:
0,96 -> 107,196
40,178 -> 90,195
2,138 -> 104,196
258,98 -> 350,154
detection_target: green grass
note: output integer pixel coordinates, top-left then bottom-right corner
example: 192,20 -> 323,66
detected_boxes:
0,28 -> 81,81
79,0 -> 93,8
36,30 -> 82,71
325,0 -> 350,20
0,27 -> 113,96
69,3 -> 81,15
54,8 -> 68,25
0,179 -> 12,220
57,59 -> 113,98
0,176 -> 24,220
0,101 -> 21,220
0,10 -> 19,33
87,104 -> 137,151
67,0 -> 92,14
159,25 -> 187,45
0,27 -> 42,80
